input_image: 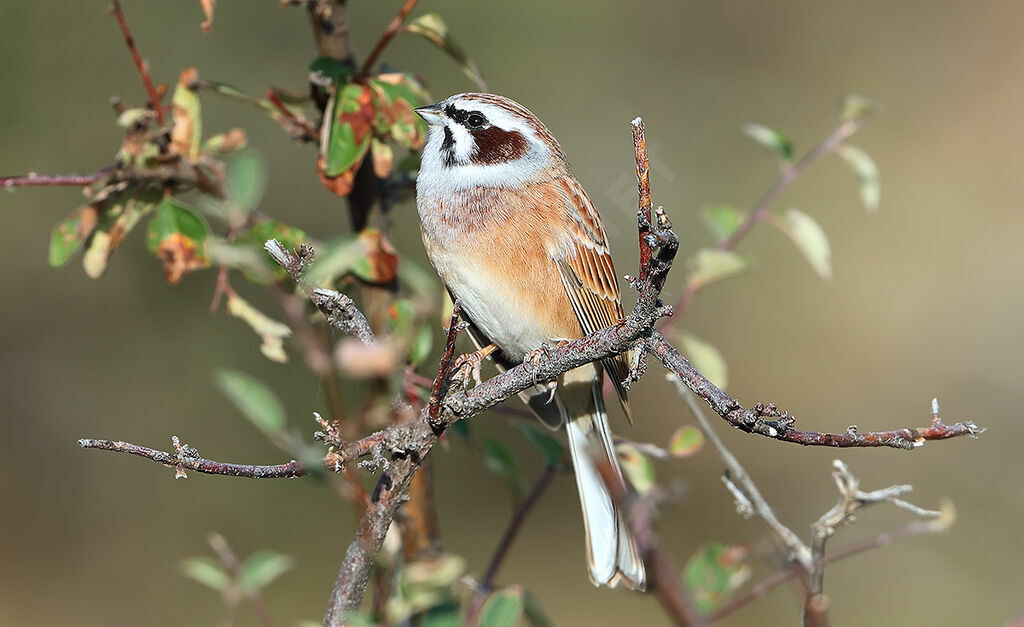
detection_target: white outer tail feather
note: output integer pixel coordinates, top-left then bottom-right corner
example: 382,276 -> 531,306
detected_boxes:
564,379 -> 646,591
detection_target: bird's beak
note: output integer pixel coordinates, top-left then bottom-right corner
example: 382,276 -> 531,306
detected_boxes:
414,103 -> 445,126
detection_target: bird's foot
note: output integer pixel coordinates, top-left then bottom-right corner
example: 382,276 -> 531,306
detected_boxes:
523,340 -> 571,386
453,344 -> 497,388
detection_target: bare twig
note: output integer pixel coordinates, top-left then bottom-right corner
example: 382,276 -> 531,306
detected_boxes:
807,459 -> 941,603
464,464 -> 557,624
110,0 -> 165,125
673,379 -> 813,567
264,239 -> 376,344
79,437 -> 304,479
357,0 -> 421,78
653,335 -> 982,449
428,302 -> 464,428
1,170 -> 109,189
663,117 -> 868,330
709,506 -> 954,621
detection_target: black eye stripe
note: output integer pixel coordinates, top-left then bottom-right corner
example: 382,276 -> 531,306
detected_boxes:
444,104 -> 488,129
444,104 -> 467,124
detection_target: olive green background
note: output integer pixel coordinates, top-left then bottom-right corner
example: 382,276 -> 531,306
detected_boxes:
1,1 -> 1021,625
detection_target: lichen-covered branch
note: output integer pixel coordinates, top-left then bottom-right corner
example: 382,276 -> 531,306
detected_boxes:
652,332 -> 982,449
78,437 -> 304,479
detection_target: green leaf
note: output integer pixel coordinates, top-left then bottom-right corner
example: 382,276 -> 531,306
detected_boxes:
404,14 -> 486,90
171,68 -> 202,160
322,82 -> 373,177
678,332 -> 728,390
615,442 -> 656,494
483,438 -> 526,498
49,207 -> 91,267
419,601 -> 462,627
477,587 -> 524,627
227,293 -> 292,363
215,369 -> 286,437
370,74 -> 430,150
145,198 -> 212,284
703,205 -> 746,243
684,543 -> 751,613
776,208 -> 832,280
686,249 -> 750,291
309,57 -> 352,83
522,589 -> 555,627
742,122 -> 793,163
238,550 -> 294,593
180,556 -> 231,592
82,192 -> 158,279
836,145 -> 880,212
513,422 -> 565,467
409,324 -> 434,366
838,93 -> 882,122
668,425 -> 705,458
226,151 -> 266,211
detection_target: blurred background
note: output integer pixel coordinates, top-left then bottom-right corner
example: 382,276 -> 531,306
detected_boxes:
1,1 -> 1022,625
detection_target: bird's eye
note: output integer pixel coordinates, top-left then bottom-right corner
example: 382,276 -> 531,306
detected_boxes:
467,113 -> 486,128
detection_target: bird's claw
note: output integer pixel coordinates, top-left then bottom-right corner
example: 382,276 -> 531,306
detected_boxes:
452,345 -> 497,389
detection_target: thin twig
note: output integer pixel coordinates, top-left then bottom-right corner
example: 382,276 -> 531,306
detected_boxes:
481,464 -> 557,589
709,506 -> 954,621
79,438 -> 305,479
429,302 -> 463,428
264,239 -> 376,344
673,378 -> 814,568
464,464 -> 557,625
1,170 -> 109,189
653,336 -> 982,449
357,0 -> 421,78
110,0 -> 165,125
662,117 -> 866,330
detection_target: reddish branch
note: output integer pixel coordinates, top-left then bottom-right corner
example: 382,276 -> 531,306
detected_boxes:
428,302 -> 463,428
663,116 -> 868,330
110,0 -> 165,125
357,0 -> 421,78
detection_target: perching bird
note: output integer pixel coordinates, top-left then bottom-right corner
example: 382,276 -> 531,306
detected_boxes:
414,93 -> 645,590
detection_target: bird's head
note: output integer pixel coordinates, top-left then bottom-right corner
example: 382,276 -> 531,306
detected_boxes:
415,93 -> 567,191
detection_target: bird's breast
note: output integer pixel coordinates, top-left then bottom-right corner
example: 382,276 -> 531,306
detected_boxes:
418,186 -> 581,362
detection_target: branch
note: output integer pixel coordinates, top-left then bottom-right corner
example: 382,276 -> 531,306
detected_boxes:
357,0 -> 421,78
0,170 -> 109,189
264,239 -> 375,344
663,116 -> 868,329
464,464 -> 559,624
79,437 -> 304,479
110,0 -> 165,125
653,334 -> 982,449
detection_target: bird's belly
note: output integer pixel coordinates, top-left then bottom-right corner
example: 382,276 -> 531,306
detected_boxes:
423,231 -> 578,364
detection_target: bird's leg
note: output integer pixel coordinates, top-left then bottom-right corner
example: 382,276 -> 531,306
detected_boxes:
453,343 -> 498,388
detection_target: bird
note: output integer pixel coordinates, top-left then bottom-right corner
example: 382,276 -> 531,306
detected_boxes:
414,93 -> 645,590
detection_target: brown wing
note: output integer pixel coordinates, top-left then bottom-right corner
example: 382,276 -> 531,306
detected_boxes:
552,176 -> 634,423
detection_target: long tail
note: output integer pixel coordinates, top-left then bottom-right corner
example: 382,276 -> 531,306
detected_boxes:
562,366 -> 646,590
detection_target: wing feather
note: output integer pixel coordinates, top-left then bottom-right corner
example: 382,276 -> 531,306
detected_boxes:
552,177 -> 633,422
